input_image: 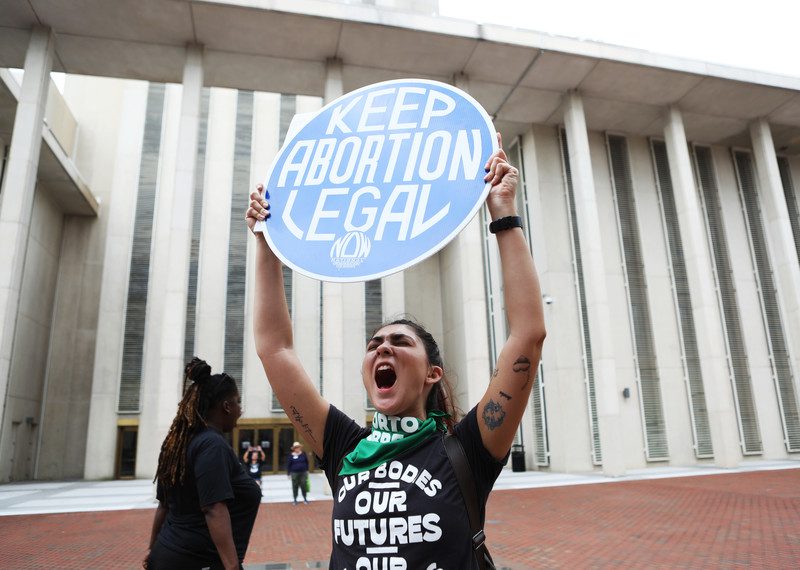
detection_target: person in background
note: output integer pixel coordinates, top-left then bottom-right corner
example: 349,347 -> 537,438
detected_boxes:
242,445 -> 265,489
286,441 -> 309,505
242,444 -> 265,465
246,452 -> 263,489
144,358 -> 261,570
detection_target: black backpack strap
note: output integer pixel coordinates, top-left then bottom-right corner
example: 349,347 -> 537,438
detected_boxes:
444,434 -> 495,570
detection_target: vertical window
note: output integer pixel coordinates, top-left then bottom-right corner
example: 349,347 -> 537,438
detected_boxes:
777,156 -> 800,266
118,83 -> 165,413
0,143 -> 9,196
559,129 -> 602,465
183,89 -> 210,365
607,134 -> 668,461
732,150 -> 800,451
225,90 -> 254,393
271,94 -> 297,412
482,138 -> 549,464
650,139 -> 713,458
693,146 -> 762,454
364,280 -> 383,410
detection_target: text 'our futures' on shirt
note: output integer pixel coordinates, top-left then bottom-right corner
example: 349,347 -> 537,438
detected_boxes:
320,406 -> 506,570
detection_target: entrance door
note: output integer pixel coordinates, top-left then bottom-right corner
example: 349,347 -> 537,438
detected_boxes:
115,426 -> 138,479
234,424 -> 314,474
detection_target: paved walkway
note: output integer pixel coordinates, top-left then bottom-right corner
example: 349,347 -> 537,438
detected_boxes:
0,461 -> 798,568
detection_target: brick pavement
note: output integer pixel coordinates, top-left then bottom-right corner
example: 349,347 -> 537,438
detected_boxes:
0,469 -> 797,569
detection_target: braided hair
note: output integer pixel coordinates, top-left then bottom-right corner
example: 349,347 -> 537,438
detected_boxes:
154,357 -> 239,488
377,318 -> 461,433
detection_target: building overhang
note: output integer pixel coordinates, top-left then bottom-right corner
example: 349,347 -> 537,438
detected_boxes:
1,0 -> 799,153
0,70 -> 97,216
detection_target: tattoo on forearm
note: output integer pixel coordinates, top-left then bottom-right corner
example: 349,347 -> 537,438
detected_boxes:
289,405 -> 317,443
513,355 -> 532,390
482,399 -> 506,430
499,390 -> 512,401
512,356 -> 531,372
490,368 -> 499,383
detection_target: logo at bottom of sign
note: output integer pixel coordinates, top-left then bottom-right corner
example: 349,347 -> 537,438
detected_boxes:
330,231 -> 372,270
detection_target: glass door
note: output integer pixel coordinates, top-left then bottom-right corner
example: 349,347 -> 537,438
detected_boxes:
233,423 -> 316,474
115,426 -> 138,479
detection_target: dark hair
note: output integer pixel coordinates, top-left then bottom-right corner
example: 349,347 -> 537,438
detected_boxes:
375,317 -> 460,432
154,357 -> 239,488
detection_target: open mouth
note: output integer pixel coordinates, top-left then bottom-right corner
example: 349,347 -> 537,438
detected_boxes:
375,364 -> 397,390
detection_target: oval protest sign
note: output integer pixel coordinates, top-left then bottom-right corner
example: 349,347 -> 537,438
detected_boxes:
258,78 -> 497,282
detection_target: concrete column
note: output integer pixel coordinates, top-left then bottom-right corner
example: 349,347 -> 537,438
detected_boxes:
664,107 -> 740,467
195,88 -> 237,369
244,92 -> 281,416
319,59 -> 367,421
749,119 -> 800,387
440,72 -> 492,409
137,45 -> 204,478
83,82 -> 150,479
291,96 -> 323,400
382,272 -> 405,320
563,92 -> 625,476
0,27 -> 54,447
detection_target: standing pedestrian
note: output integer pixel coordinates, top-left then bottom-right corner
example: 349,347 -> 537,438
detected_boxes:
286,442 -> 309,505
144,358 -> 261,570
243,445 -> 265,489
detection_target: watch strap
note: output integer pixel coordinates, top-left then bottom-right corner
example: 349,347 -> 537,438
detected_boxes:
489,215 -> 523,234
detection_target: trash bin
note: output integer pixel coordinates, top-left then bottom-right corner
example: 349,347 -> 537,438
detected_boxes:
511,444 -> 526,472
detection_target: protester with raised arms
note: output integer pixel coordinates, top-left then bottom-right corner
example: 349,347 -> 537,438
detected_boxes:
246,133 -> 545,569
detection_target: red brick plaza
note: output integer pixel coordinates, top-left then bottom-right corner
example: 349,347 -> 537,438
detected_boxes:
1,469 -> 798,569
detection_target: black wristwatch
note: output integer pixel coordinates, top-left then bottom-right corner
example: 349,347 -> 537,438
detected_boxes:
489,215 -> 523,234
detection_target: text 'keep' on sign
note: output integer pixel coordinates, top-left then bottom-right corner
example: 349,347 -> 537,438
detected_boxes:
255,78 -> 497,282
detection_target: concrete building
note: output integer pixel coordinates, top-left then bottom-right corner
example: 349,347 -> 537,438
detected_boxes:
1,0 -> 799,482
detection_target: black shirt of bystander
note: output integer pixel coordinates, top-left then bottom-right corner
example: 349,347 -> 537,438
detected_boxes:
155,427 -> 262,562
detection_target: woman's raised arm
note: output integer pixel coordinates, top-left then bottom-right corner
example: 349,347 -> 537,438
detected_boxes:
247,185 -> 329,458
476,135 -> 547,460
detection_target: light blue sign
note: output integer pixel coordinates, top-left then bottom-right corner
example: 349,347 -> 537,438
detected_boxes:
257,79 -> 497,282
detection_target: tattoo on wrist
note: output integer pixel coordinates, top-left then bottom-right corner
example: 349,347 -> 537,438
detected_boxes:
289,405 -> 317,443
482,399 -> 506,430
499,391 -> 512,401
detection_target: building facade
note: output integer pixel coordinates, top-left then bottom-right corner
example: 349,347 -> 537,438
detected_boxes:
1,0 -> 799,482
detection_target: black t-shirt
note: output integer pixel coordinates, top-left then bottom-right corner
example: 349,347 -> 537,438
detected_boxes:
319,405 -> 507,570
156,427 -> 262,562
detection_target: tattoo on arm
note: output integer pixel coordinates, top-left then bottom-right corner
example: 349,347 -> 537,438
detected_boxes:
482,399 -> 507,431
499,390 -> 512,401
512,356 -> 531,372
289,405 -> 317,443
490,368 -> 499,382
513,355 -> 532,390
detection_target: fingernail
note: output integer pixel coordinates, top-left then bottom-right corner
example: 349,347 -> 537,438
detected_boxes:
484,166 -> 490,172
264,190 -> 270,199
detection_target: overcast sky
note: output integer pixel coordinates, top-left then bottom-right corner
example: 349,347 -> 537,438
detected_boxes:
438,0 -> 800,79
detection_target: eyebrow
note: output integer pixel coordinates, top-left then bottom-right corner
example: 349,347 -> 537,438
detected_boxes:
367,332 -> 415,346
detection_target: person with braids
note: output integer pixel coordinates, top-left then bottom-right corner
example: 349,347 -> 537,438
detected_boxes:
144,358 -> 261,570
245,134 -> 546,569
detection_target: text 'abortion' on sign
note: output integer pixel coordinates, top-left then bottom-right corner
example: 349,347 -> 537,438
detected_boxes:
256,79 -> 497,282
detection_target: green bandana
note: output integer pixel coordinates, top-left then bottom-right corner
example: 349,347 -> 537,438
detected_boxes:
339,410 -> 447,475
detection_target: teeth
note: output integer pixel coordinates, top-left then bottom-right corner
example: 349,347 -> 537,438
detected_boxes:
378,365 -> 392,370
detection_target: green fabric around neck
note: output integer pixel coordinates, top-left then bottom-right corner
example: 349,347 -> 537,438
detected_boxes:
339,410 -> 447,476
